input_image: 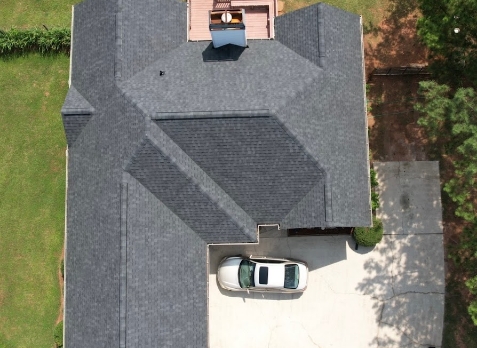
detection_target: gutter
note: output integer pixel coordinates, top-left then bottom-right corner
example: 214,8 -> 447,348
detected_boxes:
68,5 -> 74,88
360,15 -> 373,226
63,146 -> 69,347
64,7 -> 73,347
186,0 -> 190,42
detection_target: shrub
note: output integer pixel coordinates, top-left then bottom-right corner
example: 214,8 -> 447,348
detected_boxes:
54,321 -> 63,348
0,28 -> 70,56
353,217 -> 383,247
370,167 -> 380,210
371,192 -> 380,211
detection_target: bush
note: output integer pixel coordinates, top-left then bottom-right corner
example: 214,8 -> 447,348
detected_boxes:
353,217 -> 383,247
54,321 -> 63,348
0,28 -> 70,56
370,167 -> 380,210
371,191 -> 380,211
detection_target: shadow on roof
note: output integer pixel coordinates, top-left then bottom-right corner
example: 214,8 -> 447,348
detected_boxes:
202,43 -> 246,62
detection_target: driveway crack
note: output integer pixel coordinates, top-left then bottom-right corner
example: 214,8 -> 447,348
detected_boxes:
379,320 -> 440,348
389,236 -> 396,297
381,290 -> 445,301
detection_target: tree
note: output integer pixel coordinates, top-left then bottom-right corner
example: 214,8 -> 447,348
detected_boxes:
417,0 -> 477,88
416,81 -> 477,325
467,274 -> 477,325
415,81 -> 477,222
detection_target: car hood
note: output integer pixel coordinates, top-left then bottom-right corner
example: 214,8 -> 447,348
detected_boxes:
217,258 -> 242,290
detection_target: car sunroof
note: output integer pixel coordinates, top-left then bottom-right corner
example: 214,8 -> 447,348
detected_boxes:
259,266 -> 269,284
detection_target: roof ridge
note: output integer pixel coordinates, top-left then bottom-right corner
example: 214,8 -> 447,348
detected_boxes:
154,109 -> 271,120
275,2 -> 327,68
146,121 -> 258,242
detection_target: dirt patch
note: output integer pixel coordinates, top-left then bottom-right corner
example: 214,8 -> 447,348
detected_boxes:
365,11 -> 427,74
364,1 -> 429,162
368,75 -> 428,161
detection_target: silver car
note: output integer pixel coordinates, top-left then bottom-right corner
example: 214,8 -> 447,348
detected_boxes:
217,255 -> 308,292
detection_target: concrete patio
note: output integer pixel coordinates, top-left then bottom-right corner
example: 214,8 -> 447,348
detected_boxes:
208,161 -> 444,348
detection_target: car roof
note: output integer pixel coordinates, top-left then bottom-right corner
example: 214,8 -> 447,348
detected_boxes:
254,263 -> 290,288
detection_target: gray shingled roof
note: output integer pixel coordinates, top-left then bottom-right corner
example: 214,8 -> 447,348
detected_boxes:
63,0 -> 370,346
126,138 -> 256,243
122,173 -> 208,347
61,86 -> 94,147
155,116 -> 324,223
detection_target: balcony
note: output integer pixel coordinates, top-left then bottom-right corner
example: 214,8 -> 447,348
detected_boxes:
188,0 -> 277,41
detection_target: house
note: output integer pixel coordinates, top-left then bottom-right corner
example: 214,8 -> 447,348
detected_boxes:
61,0 -> 371,346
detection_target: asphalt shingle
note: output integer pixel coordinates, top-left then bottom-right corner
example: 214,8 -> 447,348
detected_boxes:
156,116 -> 324,223
64,0 -> 371,346
123,173 -> 208,347
126,138 -> 255,243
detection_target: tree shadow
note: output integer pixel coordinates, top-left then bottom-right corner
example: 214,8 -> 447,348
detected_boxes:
364,0 -> 427,74
368,75 -> 429,162
354,162 -> 445,347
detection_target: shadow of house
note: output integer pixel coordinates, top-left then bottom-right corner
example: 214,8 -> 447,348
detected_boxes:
202,43 -> 246,62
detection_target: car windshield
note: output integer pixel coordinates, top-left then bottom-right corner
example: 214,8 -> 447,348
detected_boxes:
238,260 -> 255,288
284,264 -> 299,289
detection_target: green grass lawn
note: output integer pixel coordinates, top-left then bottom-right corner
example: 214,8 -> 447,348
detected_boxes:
0,1 -> 77,29
0,54 -> 69,348
284,0 -> 389,27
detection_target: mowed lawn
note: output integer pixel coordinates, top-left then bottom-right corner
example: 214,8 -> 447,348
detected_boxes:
0,55 -> 69,347
284,0 -> 389,26
0,0 -> 77,29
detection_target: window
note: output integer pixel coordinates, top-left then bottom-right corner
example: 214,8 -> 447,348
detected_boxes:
284,264 -> 299,289
238,260 -> 255,288
258,267 -> 269,284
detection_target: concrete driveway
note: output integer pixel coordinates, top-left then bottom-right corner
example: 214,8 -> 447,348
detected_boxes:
208,161 -> 445,348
